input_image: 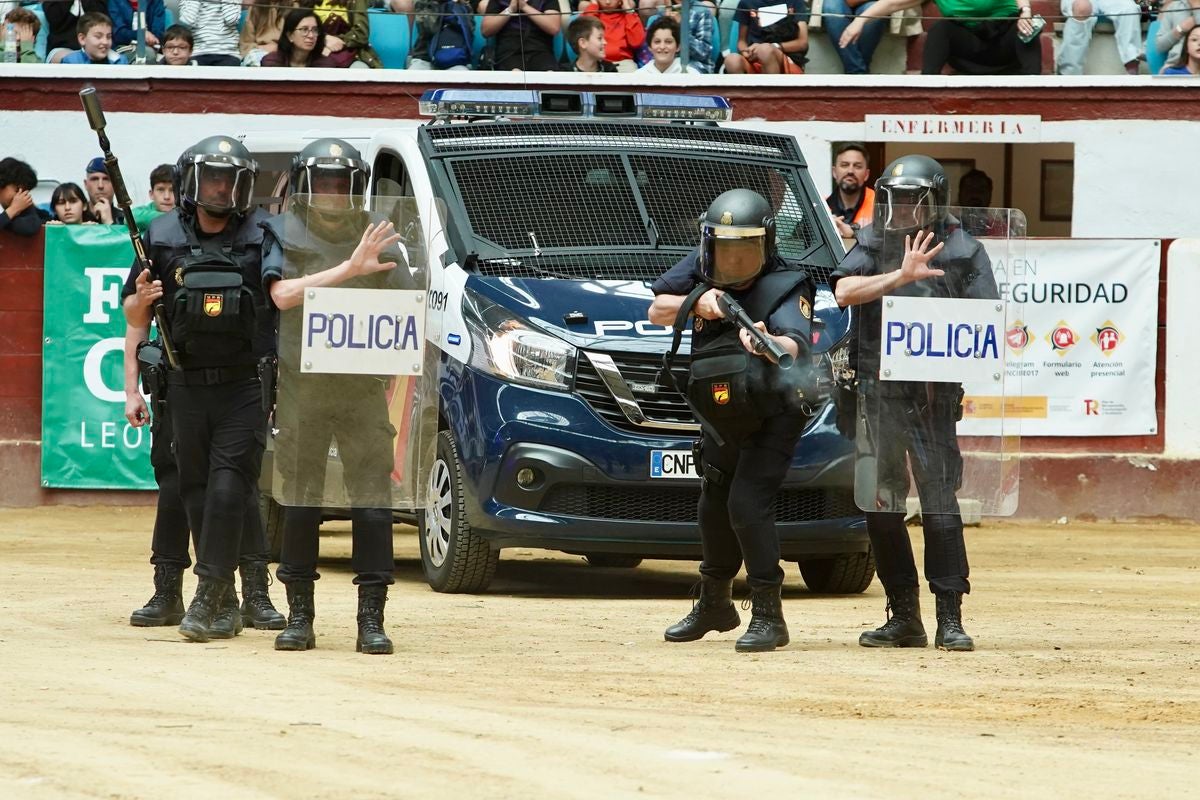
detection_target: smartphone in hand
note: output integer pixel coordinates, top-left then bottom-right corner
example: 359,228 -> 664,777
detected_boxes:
1018,14 -> 1046,44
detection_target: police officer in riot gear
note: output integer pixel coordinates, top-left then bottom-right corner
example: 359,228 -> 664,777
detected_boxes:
123,135 -> 276,643
831,154 -> 998,652
648,189 -> 816,653
261,138 -> 411,655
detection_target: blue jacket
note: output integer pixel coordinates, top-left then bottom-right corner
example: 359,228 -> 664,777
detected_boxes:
108,0 -> 166,47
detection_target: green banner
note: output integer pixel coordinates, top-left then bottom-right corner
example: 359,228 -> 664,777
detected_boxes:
40,225 -> 154,489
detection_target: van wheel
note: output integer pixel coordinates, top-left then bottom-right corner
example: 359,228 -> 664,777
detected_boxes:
260,493 -> 284,563
583,554 -> 643,568
797,549 -> 875,594
418,430 -> 499,593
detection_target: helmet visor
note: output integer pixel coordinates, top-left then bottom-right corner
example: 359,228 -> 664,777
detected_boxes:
878,184 -> 935,231
295,158 -> 368,211
700,223 -> 767,287
182,157 -> 256,216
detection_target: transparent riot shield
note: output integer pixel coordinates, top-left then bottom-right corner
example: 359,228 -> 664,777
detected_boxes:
853,205 -> 1024,517
267,193 -> 439,513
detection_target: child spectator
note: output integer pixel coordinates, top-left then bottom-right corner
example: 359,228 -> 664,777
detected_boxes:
642,2 -> 717,73
307,0 -> 382,68
62,12 -> 131,64
1156,0 -> 1200,69
45,0 -> 107,61
1162,24 -> 1200,74
108,0 -> 165,51
179,0 -> 242,66
1,7 -> 42,63
262,8 -> 337,66
158,24 -> 196,65
637,16 -> 698,72
47,182 -> 99,225
568,14 -> 616,71
580,0 -> 644,71
240,0 -> 292,66
0,157 -> 43,237
131,164 -> 175,227
481,0 -> 562,71
724,0 -> 808,74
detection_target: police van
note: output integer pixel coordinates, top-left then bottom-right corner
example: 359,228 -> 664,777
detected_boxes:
245,89 -> 870,594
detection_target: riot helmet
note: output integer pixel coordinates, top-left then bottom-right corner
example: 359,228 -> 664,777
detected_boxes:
175,135 -> 258,218
289,138 -> 370,214
873,155 -> 949,234
698,189 -> 776,288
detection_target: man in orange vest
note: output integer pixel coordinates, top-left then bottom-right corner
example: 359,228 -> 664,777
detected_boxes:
825,142 -> 875,239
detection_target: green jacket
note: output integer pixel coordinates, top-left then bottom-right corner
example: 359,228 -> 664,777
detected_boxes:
0,42 -> 41,64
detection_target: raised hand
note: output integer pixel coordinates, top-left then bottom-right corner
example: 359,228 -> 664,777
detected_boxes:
349,220 -> 403,276
899,230 -> 945,284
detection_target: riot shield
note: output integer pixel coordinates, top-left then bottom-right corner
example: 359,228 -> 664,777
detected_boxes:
267,193 -> 439,513
852,206 -> 1024,517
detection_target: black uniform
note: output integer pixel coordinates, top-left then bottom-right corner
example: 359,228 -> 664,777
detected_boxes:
653,250 -> 816,591
830,220 -> 998,597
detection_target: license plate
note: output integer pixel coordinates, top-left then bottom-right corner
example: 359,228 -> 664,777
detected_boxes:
650,449 -> 697,479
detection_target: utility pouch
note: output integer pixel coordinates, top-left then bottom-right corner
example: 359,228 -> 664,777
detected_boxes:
171,253 -> 256,358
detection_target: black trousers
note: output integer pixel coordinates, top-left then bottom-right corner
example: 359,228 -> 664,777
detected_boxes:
147,405 -> 269,571
274,371 -> 396,587
169,378 -> 266,584
923,18 -> 1042,75
697,413 -> 808,591
863,390 -> 970,596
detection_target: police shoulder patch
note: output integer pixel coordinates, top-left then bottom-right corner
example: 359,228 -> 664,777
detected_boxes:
174,267 -> 184,286
798,295 -> 812,320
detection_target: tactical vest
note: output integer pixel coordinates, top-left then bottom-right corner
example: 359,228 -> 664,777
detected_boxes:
665,269 -> 813,430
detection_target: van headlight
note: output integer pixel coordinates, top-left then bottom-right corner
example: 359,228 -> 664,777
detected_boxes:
464,289 -> 575,391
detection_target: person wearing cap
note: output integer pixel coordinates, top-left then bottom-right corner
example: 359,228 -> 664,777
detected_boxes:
647,188 -> 817,654
84,156 -> 125,225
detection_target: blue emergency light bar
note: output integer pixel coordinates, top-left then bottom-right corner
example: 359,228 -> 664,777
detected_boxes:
418,89 -> 732,122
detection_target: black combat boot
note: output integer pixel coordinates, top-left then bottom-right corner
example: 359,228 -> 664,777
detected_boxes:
664,577 -> 741,642
274,582 -> 316,652
356,584 -> 394,655
734,585 -> 789,653
238,560 -> 286,630
208,584 -> 244,639
859,587 -> 928,648
178,577 -> 227,643
129,565 -> 185,627
934,592 -> 975,652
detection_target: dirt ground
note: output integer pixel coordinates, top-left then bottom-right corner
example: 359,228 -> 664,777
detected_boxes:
0,507 -> 1196,800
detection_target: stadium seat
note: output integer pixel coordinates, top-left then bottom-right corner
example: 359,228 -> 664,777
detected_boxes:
368,8 -> 410,69
1146,19 -> 1167,75
716,0 -> 739,58
473,13 -> 488,68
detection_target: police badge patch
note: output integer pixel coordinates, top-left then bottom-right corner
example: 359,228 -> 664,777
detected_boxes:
798,296 -> 812,320
203,293 -> 223,317
712,382 -> 730,405
174,267 -> 184,286
693,316 -> 704,333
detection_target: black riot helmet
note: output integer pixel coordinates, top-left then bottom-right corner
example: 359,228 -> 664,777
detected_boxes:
175,135 -> 258,218
874,155 -> 950,234
289,138 -> 370,213
697,189 -> 777,288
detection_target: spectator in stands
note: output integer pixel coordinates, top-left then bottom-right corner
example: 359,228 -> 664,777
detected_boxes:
1157,0 -> 1200,69
840,0 -> 1042,74
262,8 -> 337,66
62,12 -> 131,64
957,168 -> 1011,236
1161,23 -> 1200,73
109,0 -> 165,51
131,164 -> 175,227
0,157 -> 42,237
638,16 -> 699,71
159,24 -> 196,64
241,0 -> 292,66
822,0 -> 887,74
83,156 -> 125,224
179,0 -> 242,66
410,0 -> 476,70
481,0 -> 562,70
45,0 -> 108,62
724,0 -> 808,74
825,142 -> 873,238
307,0 -> 382,68
1,7 -> 42,63
1057,0 -> 1141,75
641,1 -> 717,73
568,14 -> 617,70
47,182 -> 99,225
580,0 -> 645,71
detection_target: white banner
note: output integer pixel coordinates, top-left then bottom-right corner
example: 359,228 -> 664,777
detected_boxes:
958,239 -> 1159,436
300,288 -> 426,375
879,297 -> 1006,384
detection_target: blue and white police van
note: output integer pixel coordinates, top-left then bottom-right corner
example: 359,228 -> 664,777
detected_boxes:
245,89 -> 870,594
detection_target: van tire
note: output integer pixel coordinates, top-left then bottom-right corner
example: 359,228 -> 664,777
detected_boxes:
418,430 -> 499,593
260,493 -> 284,563
583,554 -> 643,568
796,549 -> 875,595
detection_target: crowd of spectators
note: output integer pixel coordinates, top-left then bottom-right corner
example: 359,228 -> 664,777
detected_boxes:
0,0 -> 1193,74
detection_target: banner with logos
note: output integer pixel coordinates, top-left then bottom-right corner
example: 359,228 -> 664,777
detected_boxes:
959,239 -> 1160,437
40,225 -> 154,489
